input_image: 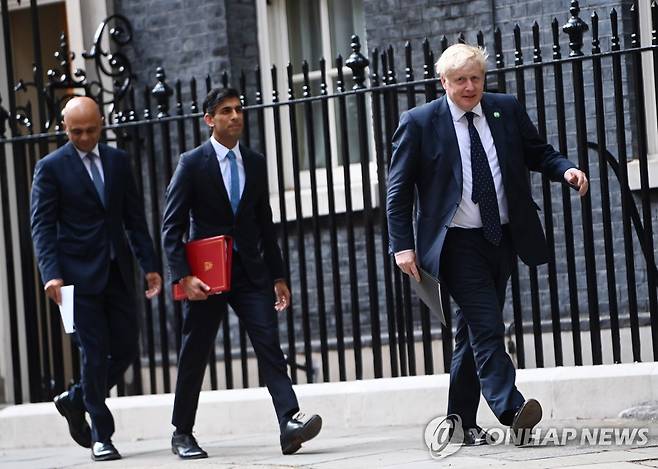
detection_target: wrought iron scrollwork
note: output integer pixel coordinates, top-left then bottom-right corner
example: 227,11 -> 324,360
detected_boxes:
9,14 -> 135,134
82,14 -> 134,122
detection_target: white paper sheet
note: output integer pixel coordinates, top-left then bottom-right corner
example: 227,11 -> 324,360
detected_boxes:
58,285 -> 75,333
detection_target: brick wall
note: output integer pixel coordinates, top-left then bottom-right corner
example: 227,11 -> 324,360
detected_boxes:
112,0 -> 259,103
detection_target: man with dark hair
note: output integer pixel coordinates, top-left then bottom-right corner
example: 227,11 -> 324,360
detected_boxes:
30,96 -> 162,461
163,87 -> 322,458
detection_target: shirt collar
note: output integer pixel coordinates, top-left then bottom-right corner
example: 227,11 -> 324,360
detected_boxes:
74,143 -> 100,160
446,95 -> 483,123
210,136 -> 240,161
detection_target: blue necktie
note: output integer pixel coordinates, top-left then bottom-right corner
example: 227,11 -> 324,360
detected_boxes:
466,111 -> 502,246
226,150 -> 240,214
86,153 -> 105,206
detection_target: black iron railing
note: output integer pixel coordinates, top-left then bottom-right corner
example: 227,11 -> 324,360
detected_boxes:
1,1 -> 657,404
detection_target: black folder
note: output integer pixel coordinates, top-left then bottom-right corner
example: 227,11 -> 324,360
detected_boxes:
411,268 -> 446,326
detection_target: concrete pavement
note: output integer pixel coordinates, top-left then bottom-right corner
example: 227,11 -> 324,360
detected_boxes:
3,363 -> 658,467
2,418 -> 658,468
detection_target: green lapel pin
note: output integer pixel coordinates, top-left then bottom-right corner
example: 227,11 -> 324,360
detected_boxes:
493,111 -> 501,118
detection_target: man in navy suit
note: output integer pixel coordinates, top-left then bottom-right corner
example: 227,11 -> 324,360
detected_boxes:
162,88 -> 322,458
387,44 -> 588,445
30,97 -> 162,460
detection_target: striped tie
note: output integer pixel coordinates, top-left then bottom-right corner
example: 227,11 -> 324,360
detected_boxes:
86,153 -> 105,206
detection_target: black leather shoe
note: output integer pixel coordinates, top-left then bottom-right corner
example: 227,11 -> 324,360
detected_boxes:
91,441 -> 121,461
171,432 -> 208,459
463,426 -> 494,446
54,390 -> 91,448
511,398 -> 542,445
280,412 -> 322,455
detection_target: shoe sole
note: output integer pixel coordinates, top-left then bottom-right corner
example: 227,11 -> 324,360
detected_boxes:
171,447 -> 208,459
54,396 -> 92,449
281,415 -> 323,455
91,454 -> 122,462
511,399 -> 542,445
462,438 -> 489,447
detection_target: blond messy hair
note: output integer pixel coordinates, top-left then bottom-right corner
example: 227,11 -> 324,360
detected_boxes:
435,43 -> 489,78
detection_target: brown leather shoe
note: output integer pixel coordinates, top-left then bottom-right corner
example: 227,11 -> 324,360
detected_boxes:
511,399 -> 542,445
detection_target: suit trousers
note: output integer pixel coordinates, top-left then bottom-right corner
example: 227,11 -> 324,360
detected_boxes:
69,260 -> 139,443
171,252 -> 299,434
440,226 -> 525,428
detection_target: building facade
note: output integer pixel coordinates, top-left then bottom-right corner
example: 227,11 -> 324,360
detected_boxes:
0,0 -> 656,404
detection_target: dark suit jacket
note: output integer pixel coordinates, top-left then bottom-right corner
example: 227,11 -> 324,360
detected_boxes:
30,141 -> 157,295
386,93 -> 576,277
162,140 -> 284,289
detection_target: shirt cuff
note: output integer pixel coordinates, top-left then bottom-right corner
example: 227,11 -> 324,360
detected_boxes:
394,249 -> 414,256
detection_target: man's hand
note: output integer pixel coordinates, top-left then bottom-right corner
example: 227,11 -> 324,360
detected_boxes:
180,275 -> 211,301
395,250 -> 421,282
564,168 -> 589,197
44,278 -> 64,305
145,272 -> 162,299
274,280 -> 291,312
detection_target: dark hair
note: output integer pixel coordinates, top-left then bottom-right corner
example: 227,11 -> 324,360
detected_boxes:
202,87 -> 241,115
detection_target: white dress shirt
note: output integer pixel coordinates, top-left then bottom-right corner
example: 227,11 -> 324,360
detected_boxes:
209,136 -> 245,200
447,96 -> 509,228
74,143 -> 105,183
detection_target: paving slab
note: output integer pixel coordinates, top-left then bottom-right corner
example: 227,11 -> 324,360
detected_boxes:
2,418 -> 658,468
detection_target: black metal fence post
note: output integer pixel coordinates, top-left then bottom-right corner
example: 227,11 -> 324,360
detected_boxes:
591,11 -> 621,363
629,3 -> 658,360
552,17 -> 582,366
532,21 -> 563,367
611,8 -> 641,362
564,0 -> 602,365
301,61 -> 330,382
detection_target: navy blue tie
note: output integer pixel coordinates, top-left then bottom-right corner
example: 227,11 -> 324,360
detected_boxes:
86,153 -> 105,206
226,150 -> 240,214
466,111 -> 502,246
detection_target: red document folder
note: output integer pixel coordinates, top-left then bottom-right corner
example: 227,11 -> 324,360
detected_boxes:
172,235 -> 233,301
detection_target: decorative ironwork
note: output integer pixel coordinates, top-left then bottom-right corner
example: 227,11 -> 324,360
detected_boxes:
11,14 -> 134,133
81,14 -> 134,122
151,67 -> 173,118
562,0 -> 589,57
14,30 -> 86,132
345,35 -> 369,90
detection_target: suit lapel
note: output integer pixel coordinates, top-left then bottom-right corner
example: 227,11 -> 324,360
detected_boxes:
432,96 -> 462,186
481,94 -> 509,186
65,142 -> 105,208
203,140 -> 232,212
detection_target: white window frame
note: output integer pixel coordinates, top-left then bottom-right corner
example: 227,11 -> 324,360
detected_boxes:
256,0 -> 378,223
628,0 -> 658,189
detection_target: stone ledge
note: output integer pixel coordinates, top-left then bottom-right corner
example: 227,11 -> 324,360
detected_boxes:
1,362 -> 656,449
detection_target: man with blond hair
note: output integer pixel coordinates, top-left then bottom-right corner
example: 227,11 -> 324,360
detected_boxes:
31,96 -> 162,461
387,44 -> 588,445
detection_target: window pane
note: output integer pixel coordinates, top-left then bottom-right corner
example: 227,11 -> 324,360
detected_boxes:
286,0 -> 323,70
328,0 -> 366,59
293,80 -> 327,170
